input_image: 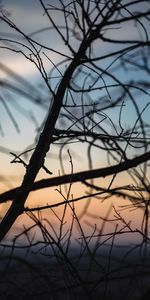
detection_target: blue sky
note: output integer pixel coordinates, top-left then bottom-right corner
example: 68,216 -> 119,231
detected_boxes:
0,1 -> 150,164
1,0 -> 150,164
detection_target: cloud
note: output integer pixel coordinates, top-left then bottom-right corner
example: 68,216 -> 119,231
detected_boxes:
0,55 -> 38,79
0,46 -> 66,82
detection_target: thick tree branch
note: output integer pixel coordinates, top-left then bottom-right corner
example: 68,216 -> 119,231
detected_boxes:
1,149 -> 150,204
0,2 -> 106,240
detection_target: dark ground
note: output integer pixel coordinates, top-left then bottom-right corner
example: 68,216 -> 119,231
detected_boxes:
0,243 -> 150,300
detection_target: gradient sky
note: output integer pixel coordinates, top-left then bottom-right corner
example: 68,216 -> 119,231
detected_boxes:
0,0 -> 150,243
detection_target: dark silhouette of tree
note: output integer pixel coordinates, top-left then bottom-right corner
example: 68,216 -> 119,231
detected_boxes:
0,1 -> 150,299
